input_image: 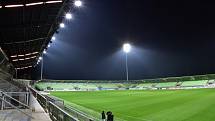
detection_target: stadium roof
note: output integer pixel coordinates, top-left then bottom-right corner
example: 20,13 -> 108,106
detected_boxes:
0,0 -> 71,70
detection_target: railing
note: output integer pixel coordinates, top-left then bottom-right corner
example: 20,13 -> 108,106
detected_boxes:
0,91 -> 33,120
37,93 -> 48,111
64,104 -> 97,121
29,87 -> 47,110
0,91 -> 30,109
48,101 -> 78,121
47,95 -> 97,121
29,87 -> 80,121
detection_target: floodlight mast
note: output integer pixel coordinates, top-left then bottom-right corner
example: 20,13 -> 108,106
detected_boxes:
125,53 -> 129,81
123,43 -> 131,81
40,54 -> 43,81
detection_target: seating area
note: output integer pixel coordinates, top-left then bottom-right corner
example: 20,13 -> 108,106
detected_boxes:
155,82 -> 177,88
35,82 -> 122,91
207,80 -> 215,84
137,83 -> 154,88
181,80 -> 208,87
35,79 -> 215,91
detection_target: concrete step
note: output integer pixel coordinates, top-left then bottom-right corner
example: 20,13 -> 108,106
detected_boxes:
0,109 -> 31,121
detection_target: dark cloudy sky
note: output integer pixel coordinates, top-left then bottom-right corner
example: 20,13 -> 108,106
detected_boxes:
35,0 -> 215,80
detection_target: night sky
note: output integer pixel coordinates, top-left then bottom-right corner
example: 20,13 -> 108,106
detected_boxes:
37,0 -> 215,80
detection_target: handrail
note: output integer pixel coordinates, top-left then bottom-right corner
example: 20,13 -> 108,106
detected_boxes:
49,101 -> 79,121
0,97 -> 33,119
29,86 -> 96,121
0,91 -> 30,109
65,104 -> 98,121
2,92 -> 29,94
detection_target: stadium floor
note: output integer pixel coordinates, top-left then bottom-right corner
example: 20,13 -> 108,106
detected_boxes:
51,88 -> 215,121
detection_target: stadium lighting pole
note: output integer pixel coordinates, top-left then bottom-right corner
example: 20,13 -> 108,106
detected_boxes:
123,43 -> 131,81
40,54 -> 43,81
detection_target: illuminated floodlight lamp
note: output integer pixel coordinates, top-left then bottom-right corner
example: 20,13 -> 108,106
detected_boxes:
5,4 -> 24,8
60,23 -> 65,28
26,2 -> 43,6
48,44 -> 51,48
11,55 -> 17,58
123,43 -> 131,53
39,57 -> 42,60
43,50 -> 47,54
74,0 -> 82,7
65,13 -> 72,19
45,0 -> 62,4
52,36 -> 56,40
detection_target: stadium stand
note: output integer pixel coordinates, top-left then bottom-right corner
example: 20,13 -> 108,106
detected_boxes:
0,48 -> 53,121
207,80 -> 215,84
0,0 -> 89,120
136,83 -> 153,88
176,82 -> 183,87
26,75 -> 215,121
35,82 -> 123,91
34,78 -> 215,91
155,82 -> 177,88
181,80 -> 208,87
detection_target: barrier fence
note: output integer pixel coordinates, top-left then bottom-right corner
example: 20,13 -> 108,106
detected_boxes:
0,91 -> 33,120
29,87 -> 95,121
48,101 -> 78,121
64,104 -> 96,121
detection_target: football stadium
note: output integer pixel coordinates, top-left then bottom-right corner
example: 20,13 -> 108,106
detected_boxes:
1,0 -> 215,121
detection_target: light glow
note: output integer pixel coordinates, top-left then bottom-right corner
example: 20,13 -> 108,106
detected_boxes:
26,2 -> 43,6
25,53 -> 31,56
11,55 -> 17,58
74,0 -> 82,7
5,4 -> 24,8
32,52 -> 39,54
11,52 -> 38,57
60,23 -> 65,28
43,50 -> 47,54
65,13 -> 72,19
30,56 -> 37,59
39,57 -> 42,60
45,0 -> 62,4
48,44 -> 51,48
12,59 -> 18,62
123,43 -> 131,53
52,36 -> 56,40
18,55 -> 25,57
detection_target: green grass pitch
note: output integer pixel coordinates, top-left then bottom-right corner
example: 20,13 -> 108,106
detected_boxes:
50,88 -> 215,121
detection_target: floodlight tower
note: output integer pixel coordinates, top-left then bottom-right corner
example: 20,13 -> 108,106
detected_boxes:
123,43 -> 131,81
39,55 -> 43,80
